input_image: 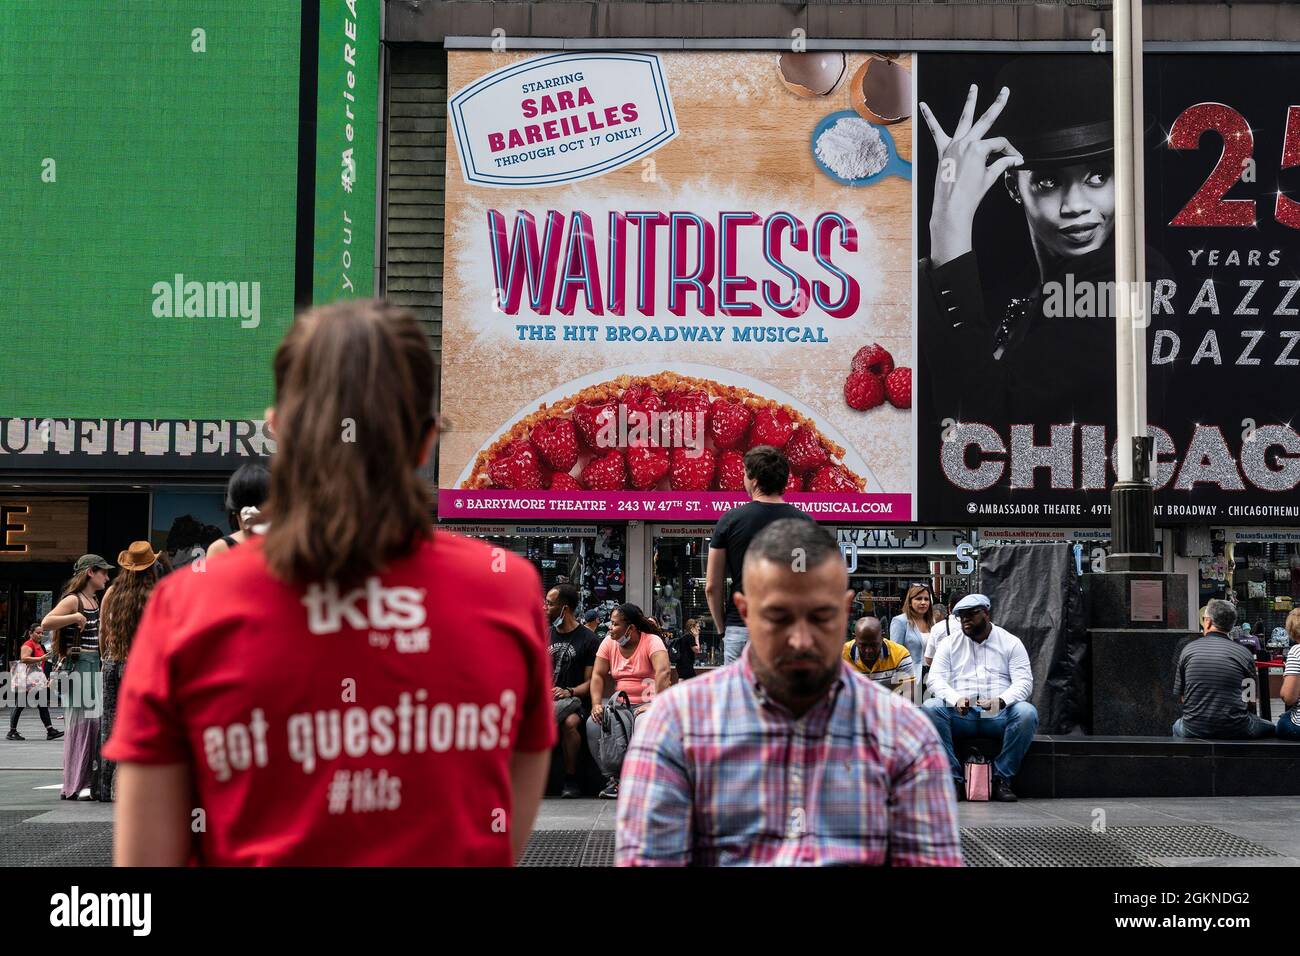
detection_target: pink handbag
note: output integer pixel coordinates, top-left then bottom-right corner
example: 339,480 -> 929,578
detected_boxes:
964,753 -> 991,802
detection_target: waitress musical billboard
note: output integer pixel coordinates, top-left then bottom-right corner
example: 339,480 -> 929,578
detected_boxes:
439,51 -> 918,522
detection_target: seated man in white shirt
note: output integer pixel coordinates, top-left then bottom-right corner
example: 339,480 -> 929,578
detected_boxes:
922,594 -> 1038,802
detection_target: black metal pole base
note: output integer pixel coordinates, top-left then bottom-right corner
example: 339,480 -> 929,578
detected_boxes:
1108,480 -> 1162,572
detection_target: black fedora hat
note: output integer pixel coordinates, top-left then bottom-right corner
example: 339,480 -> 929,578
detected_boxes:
993,56 -> 1113,168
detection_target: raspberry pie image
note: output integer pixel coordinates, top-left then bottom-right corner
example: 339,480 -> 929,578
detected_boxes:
462,370 -> 868,493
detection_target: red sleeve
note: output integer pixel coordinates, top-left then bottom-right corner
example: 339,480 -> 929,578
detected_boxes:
512,576 -> 557,754
102,579 -> 190,765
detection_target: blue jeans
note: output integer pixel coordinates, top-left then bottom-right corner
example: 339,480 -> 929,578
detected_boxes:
1277,709 -> 1300,741
1172,714 -> 1276,739
922,697 -> 1039,782
723,625 -> 748,665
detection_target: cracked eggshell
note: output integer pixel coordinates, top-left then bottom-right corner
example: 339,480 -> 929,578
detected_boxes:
850,55 -> 912,125
777,52 -> 847,98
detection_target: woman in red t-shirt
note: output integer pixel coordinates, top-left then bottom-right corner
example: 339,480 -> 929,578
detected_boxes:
6,622 -> 62,741
106,301 -> 554,866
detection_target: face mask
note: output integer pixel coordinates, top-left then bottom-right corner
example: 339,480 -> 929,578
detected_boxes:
616,629 -> 635,648
552,614 -> 565,629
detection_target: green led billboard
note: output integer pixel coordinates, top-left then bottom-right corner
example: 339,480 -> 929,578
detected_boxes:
0,1 -> 378,470
0,1 -> 301,422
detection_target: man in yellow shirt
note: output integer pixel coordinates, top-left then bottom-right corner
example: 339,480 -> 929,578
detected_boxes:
843,616 -> 916,689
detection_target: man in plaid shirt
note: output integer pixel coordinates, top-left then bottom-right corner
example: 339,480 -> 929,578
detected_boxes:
616,519 -> 962,866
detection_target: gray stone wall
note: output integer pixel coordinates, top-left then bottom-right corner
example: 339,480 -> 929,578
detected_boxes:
386,0 -> 1300,44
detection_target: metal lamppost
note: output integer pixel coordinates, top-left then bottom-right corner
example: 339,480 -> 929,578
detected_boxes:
1109,0 -> 1161,573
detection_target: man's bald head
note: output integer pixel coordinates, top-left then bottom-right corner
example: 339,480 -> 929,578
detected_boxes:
854,617 -> 885,665
854,616 -> 882,642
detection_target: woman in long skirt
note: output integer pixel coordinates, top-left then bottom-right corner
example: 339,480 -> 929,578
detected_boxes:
96,542 -> 166,802
42,554 -> 113,800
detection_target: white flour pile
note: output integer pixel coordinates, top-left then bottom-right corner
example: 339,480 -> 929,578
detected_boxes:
815,117 -> 888,179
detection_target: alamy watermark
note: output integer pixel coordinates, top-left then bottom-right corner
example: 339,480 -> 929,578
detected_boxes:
595,406 -> 705,457
151,274 -> 261,329
1,670 -> 102,717
1041,275 -> 1173,327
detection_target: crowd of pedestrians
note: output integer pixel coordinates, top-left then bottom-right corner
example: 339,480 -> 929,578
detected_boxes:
8,297 -> 1298,866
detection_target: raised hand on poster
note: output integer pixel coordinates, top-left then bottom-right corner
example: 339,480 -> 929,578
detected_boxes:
918,85 -> 1023,267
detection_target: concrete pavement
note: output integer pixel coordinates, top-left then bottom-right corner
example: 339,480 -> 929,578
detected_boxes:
4,722 -> 1297,866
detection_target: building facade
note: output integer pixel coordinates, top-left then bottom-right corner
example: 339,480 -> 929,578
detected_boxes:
6,1 -> 1300,664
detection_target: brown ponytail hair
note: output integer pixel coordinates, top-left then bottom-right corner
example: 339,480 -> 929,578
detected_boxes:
60,569 -> 93,601
262,300 -> 436,585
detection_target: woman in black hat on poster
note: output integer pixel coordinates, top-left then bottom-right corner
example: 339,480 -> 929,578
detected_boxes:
917,56 -> 1144,430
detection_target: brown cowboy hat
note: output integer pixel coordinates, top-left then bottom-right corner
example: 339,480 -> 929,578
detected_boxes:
117,541 -> 161,572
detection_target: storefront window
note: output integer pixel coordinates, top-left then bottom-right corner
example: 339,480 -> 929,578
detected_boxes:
836,528 -> 977,623
651,528 -> 716,665
151,490 -> 227,569
650,525 -> 982,666
1203,531 -> 1299,654
453,524 -> 625,633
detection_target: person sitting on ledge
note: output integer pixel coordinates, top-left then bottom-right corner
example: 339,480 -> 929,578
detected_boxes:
1173,598 -> 1275,740
843,616 -> 915,691
1275,608 -> 1300,741
922,594 -> 1037,803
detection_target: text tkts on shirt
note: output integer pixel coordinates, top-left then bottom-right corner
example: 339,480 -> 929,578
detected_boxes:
103,533 -> 555,867
596,634 -> 667,705
549,624 -> 599,695
709,501 -> 812,628
1173,632 -> 1256,738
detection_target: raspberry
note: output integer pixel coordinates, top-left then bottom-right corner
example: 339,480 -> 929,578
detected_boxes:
669,447 -> 717,491
665,389 -> 711,441
487,440 -> 546,490
619,384 -> 666,449
785,427 -> 829,473
844,371 -> 885,411
884,366 -> 912,409
749,407 -> 794,449
851,343 -> 895,377
805,464 -> 857,493
579,451 -> 627,490
573,401 -> 618,451
529,417 -> 579,470
709,399 -> 752,449
785,469 -> 802,495
620,383 -> 666,417
627,446 -> 671,489
548,472 -> 582,491
715,450 -> 747,491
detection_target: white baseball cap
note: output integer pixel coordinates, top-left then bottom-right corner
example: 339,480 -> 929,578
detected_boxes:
952,594 -> 991,614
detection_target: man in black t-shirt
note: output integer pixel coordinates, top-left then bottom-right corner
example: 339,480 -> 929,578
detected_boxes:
707,446 -> 814,665
545,583 -> 600,797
